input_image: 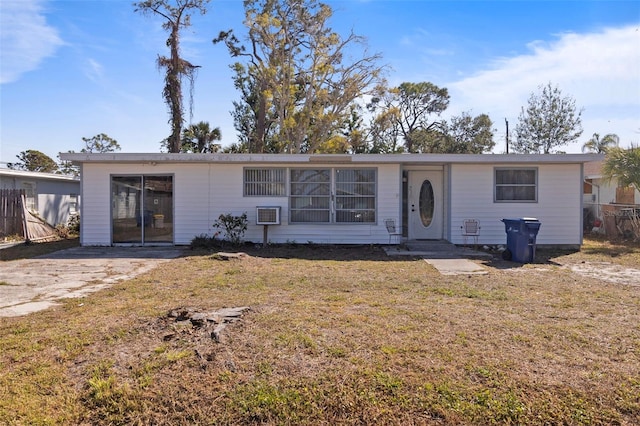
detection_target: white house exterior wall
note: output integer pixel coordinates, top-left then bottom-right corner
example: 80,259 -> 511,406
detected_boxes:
79,162 -> 402,245
449,163 -> 583,246
207,163 -> 401,245
80,163 -> 115,245
174,163 -> 211,244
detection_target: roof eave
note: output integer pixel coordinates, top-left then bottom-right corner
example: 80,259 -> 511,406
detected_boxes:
58,152 -> 605,165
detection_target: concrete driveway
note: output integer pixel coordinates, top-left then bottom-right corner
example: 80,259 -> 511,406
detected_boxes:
0,246 -> 184,317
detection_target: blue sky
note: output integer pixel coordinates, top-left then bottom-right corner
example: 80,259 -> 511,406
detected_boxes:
1,0 -> 639,164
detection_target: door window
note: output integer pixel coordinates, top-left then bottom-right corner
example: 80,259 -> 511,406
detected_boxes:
419,180 -> 434,227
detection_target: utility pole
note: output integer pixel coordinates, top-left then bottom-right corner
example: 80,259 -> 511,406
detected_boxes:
505,118 -> 509,154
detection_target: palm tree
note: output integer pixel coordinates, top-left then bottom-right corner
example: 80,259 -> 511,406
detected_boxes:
581,133 -> 619,153
181,121 -> 221,153
134,0 -> 209,153
602,145 -> 640,192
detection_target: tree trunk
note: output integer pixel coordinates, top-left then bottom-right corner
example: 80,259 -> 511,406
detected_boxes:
168,26 -> 183,153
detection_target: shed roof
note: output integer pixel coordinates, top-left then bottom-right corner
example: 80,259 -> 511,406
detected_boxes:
0,168 -> 79,182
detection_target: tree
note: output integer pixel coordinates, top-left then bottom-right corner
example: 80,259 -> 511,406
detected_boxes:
215,0 -> 384,153
438,112 -> 495,154
57,155 -> 78,177
513,82 -> 583,154
602,145 -> 640,192
57,133 -> 121,176
368,81 -> 449,153
81,133 -> 121,153
341,104 -> 367,154
181,121 -> 221,153
8,150 -> 59,173
366,105 -> 404,153
135,0 -> 210,153
582,133 -> 619,153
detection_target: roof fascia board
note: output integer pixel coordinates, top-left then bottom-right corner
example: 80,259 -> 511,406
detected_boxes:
59,153 -> 605,165
0,168 -> 79,181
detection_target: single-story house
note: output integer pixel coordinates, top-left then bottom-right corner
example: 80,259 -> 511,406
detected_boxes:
0,168 -> 80,228
60,152 -> 603,247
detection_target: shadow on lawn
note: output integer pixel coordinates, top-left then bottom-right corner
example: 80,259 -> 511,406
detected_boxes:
0,238 -> 80,261
480,247 -> 578,270
188,243 -> 417,262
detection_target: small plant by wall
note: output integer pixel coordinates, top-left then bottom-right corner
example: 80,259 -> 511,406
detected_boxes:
214,212 -> 248,245
55,215 -> 80,239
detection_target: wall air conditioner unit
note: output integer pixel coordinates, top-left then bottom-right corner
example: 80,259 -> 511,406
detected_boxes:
256,206 -> 281,225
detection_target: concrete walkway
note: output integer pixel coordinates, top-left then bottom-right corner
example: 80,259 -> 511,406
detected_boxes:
0,246 -> 183,317
384,240 -> 492,275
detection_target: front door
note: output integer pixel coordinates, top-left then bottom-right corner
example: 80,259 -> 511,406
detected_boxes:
408,171 -> 443,240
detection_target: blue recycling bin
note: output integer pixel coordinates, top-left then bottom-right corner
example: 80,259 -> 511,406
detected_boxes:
501,218 -> 541,263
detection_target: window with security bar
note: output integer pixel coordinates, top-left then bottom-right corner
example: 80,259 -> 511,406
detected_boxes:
244,168 -> 286,196
335,168 -> 376,223
289,168 -> 377,223
290,169 -> 331,223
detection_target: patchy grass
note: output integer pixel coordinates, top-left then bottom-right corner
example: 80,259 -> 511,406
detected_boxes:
563,236 -> 640,268
0,238 -> 638,425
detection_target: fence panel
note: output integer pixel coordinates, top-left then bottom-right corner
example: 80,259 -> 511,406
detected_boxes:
0,189 -> 25,238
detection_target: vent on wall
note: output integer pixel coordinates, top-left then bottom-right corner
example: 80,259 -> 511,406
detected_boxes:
256,206 -> 281,225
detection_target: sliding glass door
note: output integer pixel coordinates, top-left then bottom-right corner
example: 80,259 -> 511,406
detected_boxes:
111,175 -> 173,244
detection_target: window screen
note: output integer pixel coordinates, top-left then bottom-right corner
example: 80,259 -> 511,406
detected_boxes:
335,169 -> 376,223
495,168 -> 537,202
290,169 -> 331,222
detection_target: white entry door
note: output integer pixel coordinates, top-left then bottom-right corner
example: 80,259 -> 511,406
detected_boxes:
408,171 -> 443,240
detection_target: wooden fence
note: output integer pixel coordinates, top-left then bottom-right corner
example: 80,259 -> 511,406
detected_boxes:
0,189 -> 25,238
1,189 -> 57,241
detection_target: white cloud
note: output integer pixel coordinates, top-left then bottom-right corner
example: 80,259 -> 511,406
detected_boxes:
84,58 -> 104,83
447,25 -> 640,150
0,0 -> 64,84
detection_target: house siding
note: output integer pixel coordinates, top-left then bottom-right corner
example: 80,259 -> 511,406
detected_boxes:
79,164 -> 113,245
207,163 -> 401,245
175,164 -> 212,244
65,153 -> 600,247
79,162 -> 402,245
449,163 -> 582,246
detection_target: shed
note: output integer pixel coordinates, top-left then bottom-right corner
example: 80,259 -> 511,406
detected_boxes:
0,168 -> 80,229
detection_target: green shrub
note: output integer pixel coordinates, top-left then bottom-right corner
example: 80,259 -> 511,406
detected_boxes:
214,212 -> 248,245
190,233 -> 222,249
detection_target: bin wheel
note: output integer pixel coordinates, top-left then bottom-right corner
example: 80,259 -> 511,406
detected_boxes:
502,249 -> 512,261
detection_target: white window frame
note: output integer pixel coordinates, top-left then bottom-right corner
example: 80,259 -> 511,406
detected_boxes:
494,167 -> 538,203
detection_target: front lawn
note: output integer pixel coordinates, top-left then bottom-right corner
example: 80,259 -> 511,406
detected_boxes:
1,239 -> 638,425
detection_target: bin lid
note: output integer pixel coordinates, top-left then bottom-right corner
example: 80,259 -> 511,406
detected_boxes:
521,217 -> 538,221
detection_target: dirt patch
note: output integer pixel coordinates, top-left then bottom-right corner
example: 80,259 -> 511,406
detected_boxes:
562,261 -> 640,286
